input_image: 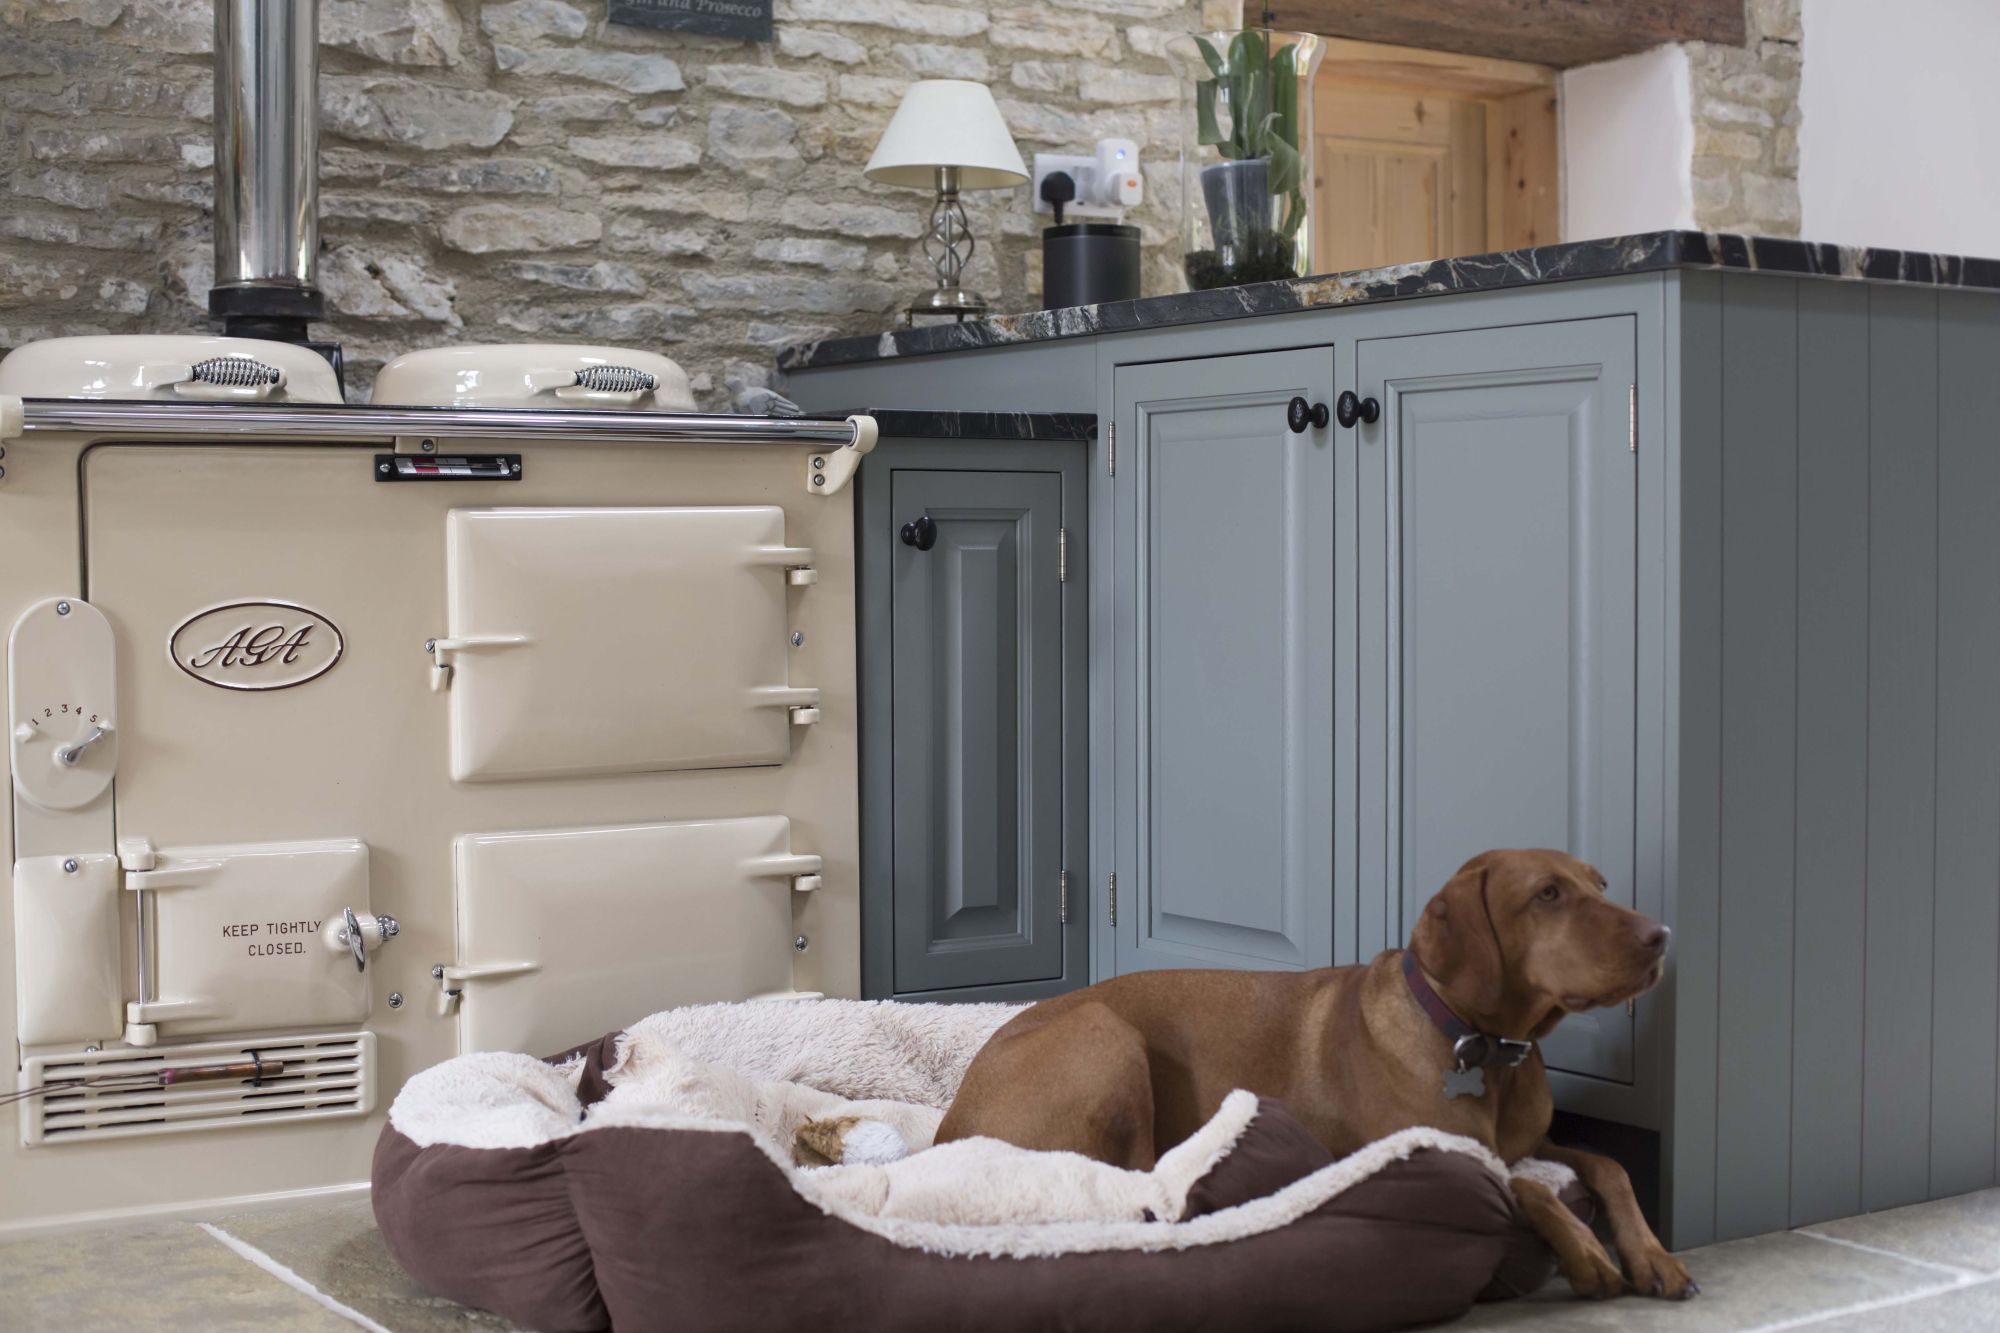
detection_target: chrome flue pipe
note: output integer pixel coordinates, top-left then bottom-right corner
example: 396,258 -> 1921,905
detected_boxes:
209,0 -> 325,333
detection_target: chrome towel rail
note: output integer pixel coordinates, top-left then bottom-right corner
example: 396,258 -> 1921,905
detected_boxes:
4,398 -> 870,448
0,399 -> 879,495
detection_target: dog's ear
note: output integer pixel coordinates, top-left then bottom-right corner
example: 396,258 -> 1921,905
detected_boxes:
1410,856 -> 1505,1019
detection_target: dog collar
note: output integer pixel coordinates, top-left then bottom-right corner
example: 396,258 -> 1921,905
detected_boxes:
1401,950 -> 1535,1072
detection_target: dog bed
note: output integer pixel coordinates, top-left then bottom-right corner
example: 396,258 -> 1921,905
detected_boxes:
374,999 -> 1586,1333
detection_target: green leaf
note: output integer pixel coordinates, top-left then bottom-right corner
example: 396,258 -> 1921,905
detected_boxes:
1192,35 -> 1224,80
1231,85 -> 1255,155
1271,46 -> 1299,150
1264,120 -> 1302,195
1243,70 -> 1272,154
1279,188 -> 1306,244
1195,78 -> 1226,149
1227,30 -> 1252,75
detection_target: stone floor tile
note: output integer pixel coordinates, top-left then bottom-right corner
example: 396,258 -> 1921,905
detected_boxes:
1802,1189 -> 2000,1275
1448,1230 -> 1948,1331
202,1194 -> 523,1332
15,1182 -> 2000,1332
1793,1273 -> 2000,1330
0,1218 -> 358,1331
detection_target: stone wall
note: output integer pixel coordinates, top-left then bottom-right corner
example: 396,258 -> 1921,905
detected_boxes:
1,0 -> 1816,400
1686,0 -> 1802,235
0,0 -> 1234,402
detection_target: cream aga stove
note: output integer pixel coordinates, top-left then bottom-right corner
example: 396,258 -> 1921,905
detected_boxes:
0,334 -> 875,1230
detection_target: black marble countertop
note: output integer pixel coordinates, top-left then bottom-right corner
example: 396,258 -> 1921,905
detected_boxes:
779,231 -> 2000,371
853,408 -> 1095,441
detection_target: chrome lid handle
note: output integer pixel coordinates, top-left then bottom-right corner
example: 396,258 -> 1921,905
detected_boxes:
571,365 -> 657,393
191,356 -> 285,388
138,356 -> 289,400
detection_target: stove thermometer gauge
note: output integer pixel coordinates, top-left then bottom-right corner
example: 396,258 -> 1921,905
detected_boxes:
7,597 -> 119,811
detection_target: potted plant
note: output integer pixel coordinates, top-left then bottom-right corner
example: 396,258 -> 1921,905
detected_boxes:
1171,27 -> 1323,290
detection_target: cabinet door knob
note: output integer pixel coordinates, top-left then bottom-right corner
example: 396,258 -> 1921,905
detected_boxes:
1336,391 -> 1381,429
900,514 -> 937,550
1286,396 -> 1329,433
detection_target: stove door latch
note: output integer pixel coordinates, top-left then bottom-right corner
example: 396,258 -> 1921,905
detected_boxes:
431,959 -> 541,1017
325,906 -> 399,974
425,633 -> 531,692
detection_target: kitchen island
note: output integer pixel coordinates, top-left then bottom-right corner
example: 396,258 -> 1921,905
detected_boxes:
779,232 -> 2000,1250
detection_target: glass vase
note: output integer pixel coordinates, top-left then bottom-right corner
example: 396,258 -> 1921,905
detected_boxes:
1168,28 -> 1324,291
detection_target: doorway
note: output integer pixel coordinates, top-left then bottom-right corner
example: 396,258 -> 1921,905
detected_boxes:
1311,37 -> 1559,273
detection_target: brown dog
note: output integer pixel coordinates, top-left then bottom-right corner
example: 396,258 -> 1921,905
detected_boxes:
935,848 -> 1695,1301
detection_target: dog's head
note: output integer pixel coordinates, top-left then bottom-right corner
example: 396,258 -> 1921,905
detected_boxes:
1409,848 -> 1668,1039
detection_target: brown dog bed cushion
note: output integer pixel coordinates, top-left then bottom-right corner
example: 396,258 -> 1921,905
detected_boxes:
374,999 -> 1582,1333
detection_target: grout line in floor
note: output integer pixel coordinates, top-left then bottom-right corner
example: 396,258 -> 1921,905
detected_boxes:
195,1220 -> 394,1333
1736,1269 -> 2000,1333
1793,1226 -> 1992,1280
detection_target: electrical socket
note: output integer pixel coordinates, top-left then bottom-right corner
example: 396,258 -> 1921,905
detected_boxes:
1032,139 -> 1142,221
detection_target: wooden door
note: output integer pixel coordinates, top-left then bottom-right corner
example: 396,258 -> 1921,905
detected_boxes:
1310,38 -> 1558,275
1315,86 -> 1487,273
1111,348 -> 1337,973
1354,317 -> 1638,1081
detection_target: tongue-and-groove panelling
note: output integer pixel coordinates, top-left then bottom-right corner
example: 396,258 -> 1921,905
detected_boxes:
1677,270 -> 2000,1245
1931,296 -> 2000,1202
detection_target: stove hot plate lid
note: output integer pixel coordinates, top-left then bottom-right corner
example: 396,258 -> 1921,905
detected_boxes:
371,344 -> 696,411
0,334 -> 343,403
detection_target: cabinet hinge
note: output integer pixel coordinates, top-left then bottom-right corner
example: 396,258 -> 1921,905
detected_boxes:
1628,383 -> 1636,454
1108,871 -> 1117,927
1059,870 -> 1070,924
1107,422 -> 1116,477
1058,527 -> 1068,583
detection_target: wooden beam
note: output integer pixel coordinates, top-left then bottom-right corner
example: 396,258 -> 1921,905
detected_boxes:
1262,0 -> 1745,69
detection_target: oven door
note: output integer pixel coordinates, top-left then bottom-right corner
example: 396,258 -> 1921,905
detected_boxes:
445,815 -> 820,1055
120,836 -> 379,1041
438,506 -> 818,782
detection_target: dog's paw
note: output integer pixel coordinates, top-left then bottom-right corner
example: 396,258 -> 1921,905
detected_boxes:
1559,1243 -> 1626,1301
1625,1244 -> 1698,1300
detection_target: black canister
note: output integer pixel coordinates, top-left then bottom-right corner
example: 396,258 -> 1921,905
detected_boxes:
1042,222 -> 1141,310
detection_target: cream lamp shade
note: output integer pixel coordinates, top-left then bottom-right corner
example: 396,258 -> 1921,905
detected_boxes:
863,80 -> 1028,190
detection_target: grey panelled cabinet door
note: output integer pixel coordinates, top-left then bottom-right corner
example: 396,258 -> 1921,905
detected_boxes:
1356,317 -> 1638,1082
890,469 -> 1066,993
1113,349 -> 1336,973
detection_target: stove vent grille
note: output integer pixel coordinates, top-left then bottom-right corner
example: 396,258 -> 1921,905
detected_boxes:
18,1032 -> 375,1146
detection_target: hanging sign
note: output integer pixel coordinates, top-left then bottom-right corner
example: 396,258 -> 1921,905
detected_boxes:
607,0 -> 772,42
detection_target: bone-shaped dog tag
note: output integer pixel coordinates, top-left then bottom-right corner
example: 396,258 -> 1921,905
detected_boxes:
1444,1067 -> 1486,1099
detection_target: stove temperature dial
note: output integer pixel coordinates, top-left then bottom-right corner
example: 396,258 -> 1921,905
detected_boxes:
8,598 -> 119,811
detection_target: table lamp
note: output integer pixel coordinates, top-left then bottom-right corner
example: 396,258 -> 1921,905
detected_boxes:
864,80 -> 1029,322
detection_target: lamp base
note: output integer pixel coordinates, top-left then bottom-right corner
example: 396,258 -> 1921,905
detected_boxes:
904,284 -> 989,324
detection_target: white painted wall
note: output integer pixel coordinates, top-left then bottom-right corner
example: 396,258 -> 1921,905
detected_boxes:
1800,0 -> 2000,255
1559,46 -> 1695,240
